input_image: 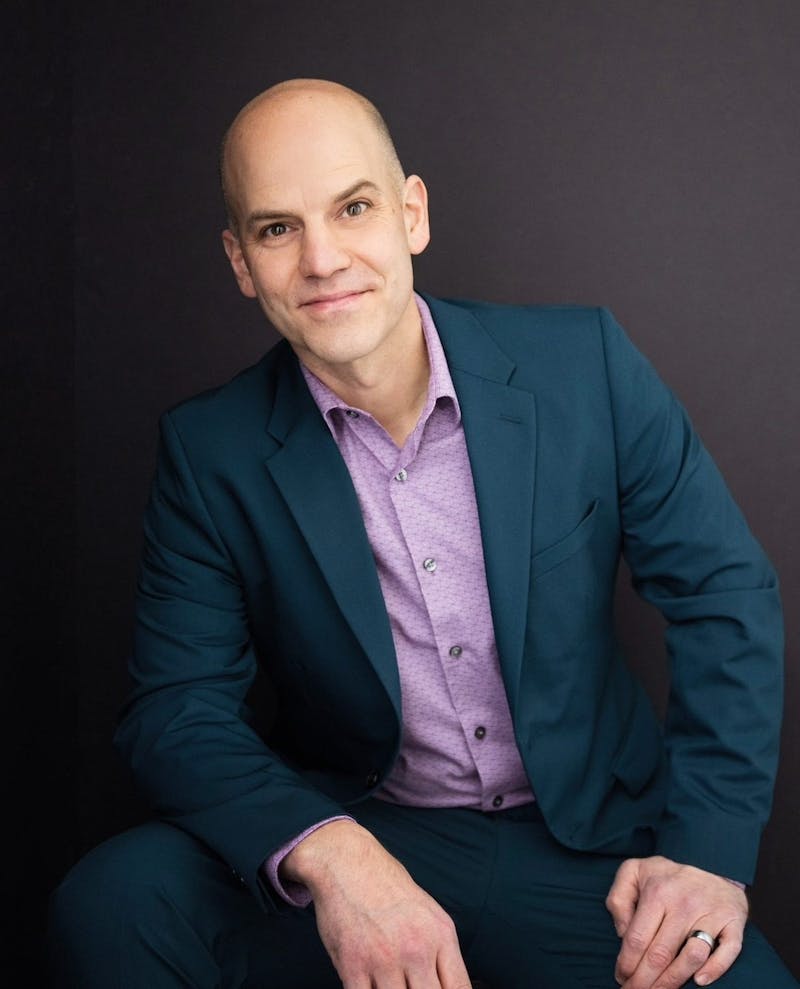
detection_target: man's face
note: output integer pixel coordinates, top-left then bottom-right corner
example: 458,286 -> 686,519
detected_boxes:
222,93 -> 429,377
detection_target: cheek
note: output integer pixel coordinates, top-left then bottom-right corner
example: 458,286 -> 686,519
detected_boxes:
353,218 -> 404,263
363,231 -> 412,283
251,262 -> 293,309
384,244 -> 414,291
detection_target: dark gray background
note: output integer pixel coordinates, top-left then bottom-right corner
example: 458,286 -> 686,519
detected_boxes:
7,0 -> 798,981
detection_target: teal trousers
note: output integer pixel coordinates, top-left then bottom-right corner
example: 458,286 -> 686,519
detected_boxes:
48,800 -> 798,988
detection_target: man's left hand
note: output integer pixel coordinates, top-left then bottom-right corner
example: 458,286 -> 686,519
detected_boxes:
606,855 -> 748,988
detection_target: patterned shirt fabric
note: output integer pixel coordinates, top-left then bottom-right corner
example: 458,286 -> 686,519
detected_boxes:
266,294 -> 533,904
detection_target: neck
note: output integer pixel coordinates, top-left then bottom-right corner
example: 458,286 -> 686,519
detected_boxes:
302,306 -> 430,447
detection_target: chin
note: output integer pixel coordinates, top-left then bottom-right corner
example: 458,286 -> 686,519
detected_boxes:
306,321 -> 384,360
309,341 -> 380,367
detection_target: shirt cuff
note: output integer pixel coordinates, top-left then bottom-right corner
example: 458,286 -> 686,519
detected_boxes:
263,815 -> 355,907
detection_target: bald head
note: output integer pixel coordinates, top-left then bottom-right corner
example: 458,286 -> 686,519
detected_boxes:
218,77 -> 430,384
220,79 -> 405,236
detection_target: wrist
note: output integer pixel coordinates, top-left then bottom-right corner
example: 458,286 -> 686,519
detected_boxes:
280,818 -> 375,895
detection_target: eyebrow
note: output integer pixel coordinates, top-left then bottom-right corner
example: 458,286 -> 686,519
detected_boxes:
245,180 -> 382,230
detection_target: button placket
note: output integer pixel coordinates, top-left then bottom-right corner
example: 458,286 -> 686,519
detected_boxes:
306,357 -> 535,813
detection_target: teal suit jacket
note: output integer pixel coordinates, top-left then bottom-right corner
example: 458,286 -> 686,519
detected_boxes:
116,296 -> 783,911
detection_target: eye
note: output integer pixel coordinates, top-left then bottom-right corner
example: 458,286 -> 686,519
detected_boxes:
344,200 -> 369,218
260,222 -> 288,239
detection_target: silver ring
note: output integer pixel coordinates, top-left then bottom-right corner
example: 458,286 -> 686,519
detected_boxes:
689,930 -> 717,951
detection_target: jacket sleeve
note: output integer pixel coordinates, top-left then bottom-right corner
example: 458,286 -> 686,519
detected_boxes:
600,307 -> 784,883
114,410 -> 347,911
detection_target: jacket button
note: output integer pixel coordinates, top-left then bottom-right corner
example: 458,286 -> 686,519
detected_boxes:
366,770 -> 379,788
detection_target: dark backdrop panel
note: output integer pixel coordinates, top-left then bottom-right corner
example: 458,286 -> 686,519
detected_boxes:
4,1 -> 76,979
68,0 -> 799,976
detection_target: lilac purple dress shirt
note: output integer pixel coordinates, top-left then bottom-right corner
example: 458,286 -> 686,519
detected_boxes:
265,295 -> 533,904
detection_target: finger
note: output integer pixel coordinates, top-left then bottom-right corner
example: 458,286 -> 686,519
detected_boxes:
340,976 -> 372,989
694,923 -> 744,987
629,929 -> 713,989
340,955 -> 411,989
436,939 -> 472,989
405,967 -> 467,989
618,925 -> 689,987
606,859 -> 641,936
614,899 -> 666,983
404,957 -> 447,989
402,933 -> 470,989
368,969 -> 413,989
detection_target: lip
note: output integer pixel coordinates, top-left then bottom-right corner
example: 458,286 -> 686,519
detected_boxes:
300,290 -> 368,312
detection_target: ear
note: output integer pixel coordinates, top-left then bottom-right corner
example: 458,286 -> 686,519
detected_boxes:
221,229 -> 257,298
402,175 -> 430,256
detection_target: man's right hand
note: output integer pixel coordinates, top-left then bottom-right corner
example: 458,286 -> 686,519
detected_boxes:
281,818 -> 472,988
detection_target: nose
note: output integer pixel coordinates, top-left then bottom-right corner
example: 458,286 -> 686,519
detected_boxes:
298,222 -> 351,279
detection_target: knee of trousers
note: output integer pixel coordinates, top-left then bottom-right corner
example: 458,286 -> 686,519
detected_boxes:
48,822 -> 234,965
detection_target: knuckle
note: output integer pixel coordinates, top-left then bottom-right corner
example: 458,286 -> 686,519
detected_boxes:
625,929 -> 650,953
403,939 -> 429,966
645,942 -> 675,969
671,889 -> 692,909
405,921 -> 435,950
370,936 -> 395,968
337,948 -> 369,980
649,875 -> 673,897
616,959 -> 635,980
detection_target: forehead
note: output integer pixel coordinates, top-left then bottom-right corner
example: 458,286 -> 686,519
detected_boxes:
229,94 -> 392,212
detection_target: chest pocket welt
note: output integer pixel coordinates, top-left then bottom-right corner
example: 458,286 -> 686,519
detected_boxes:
531,499 -> 600,580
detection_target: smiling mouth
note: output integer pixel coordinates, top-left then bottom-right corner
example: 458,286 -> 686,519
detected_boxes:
300,290 -> 368,310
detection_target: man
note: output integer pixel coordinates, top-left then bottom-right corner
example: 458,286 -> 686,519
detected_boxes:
49,79 -> 797,988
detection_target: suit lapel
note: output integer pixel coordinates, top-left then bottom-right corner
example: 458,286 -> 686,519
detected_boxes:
425,296 -> 537,714
262,347 -> 401,716
261,296 -> 539,719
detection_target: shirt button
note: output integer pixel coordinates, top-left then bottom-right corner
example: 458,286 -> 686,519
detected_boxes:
345,409 -> 360,419
449,645 -> 463,658
365,770 -> 379,788
395,468 -> 408,482
422,557 -> 437,573
492,795 -> 504,808
474,726 -> 486,740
